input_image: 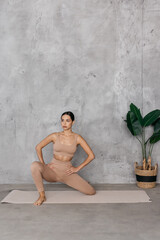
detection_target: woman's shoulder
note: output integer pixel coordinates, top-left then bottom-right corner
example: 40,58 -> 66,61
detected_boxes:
50,132 -> 59,136
49,132 -> 59,142
74,133 -> 83,138
72,132 -> 81,138
73,133 -> 84,144
74,132 -> 79,137
55,132 -> 60,135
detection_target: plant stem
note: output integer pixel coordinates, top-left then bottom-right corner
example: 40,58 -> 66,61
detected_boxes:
142,127 -> 146,159
148,142 -> 154,157
148,142 -> 151,156
150,144 -> 154,156
135,136 -> 142,145
135,136 -> 144,161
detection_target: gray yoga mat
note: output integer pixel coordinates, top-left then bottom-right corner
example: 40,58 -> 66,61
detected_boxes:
1,190 -> 151,204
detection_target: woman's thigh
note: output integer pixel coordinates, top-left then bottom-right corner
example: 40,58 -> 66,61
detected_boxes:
42,164 -> 58,182
62,173 -> 96,195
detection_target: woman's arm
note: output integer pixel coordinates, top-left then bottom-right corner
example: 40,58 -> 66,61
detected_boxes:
35,133 -> 56,164
76,134 -> 95,171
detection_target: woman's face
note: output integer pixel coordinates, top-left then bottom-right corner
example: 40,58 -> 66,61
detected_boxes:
61,114 -> 74,130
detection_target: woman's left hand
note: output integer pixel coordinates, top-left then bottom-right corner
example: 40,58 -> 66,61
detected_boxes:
65,166 -> 79,175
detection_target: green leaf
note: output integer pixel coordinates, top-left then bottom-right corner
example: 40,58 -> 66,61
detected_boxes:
143,110 -> 160,127
126,111 -> 142,136
152,118 -> 160,133
150,131 -> 160,144
130,103 -> 143,126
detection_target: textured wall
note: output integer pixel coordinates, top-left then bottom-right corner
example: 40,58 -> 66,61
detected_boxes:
0,0 -> 160,184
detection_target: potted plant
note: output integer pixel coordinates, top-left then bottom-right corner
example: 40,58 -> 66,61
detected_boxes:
125,103 -> 160,188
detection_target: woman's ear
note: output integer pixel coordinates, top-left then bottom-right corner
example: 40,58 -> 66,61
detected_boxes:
72,120 -> 75,125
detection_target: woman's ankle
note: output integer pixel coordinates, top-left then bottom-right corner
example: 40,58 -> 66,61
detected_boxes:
39,191 -> 45,196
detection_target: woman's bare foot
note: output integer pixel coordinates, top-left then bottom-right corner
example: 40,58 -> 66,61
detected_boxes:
34,191 -> 46,206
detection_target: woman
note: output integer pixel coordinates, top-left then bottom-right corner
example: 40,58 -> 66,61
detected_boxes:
30,111 -> 96,206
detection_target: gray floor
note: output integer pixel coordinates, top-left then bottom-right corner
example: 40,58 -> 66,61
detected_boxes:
0,183 -> 160,240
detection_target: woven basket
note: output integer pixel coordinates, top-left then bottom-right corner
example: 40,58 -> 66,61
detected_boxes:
134,162 -> 158,188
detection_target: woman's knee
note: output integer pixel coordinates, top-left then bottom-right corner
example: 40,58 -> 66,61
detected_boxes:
30,161 -> 43,172
87,187 -> 96,195
90,189 -> 96,195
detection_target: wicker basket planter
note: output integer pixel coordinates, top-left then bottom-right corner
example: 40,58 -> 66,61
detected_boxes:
134,162 -> 158,188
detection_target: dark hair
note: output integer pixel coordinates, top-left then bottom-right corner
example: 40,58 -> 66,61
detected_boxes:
61,111 -> 75,122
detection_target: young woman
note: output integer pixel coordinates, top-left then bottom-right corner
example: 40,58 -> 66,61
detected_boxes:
30,111 -> 96,206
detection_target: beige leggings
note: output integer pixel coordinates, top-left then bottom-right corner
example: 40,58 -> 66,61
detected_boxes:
30,158 -> 96,195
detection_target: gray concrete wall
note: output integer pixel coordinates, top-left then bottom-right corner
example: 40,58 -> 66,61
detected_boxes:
0,0 -> 160,184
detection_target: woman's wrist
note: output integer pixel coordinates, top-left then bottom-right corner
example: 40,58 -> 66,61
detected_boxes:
77,157 -> 94,171
40,160 -> 45,164
77,165 -> 83,171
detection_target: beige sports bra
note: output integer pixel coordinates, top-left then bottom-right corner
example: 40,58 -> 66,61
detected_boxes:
53,133 -> 78,158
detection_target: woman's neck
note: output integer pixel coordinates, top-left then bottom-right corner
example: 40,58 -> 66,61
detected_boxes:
62,129 -> 73,135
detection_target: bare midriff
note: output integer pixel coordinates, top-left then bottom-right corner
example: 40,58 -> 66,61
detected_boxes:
53,154 -> 72,162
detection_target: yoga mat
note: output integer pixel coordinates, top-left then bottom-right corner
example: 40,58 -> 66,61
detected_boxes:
1,190 -> 151,204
